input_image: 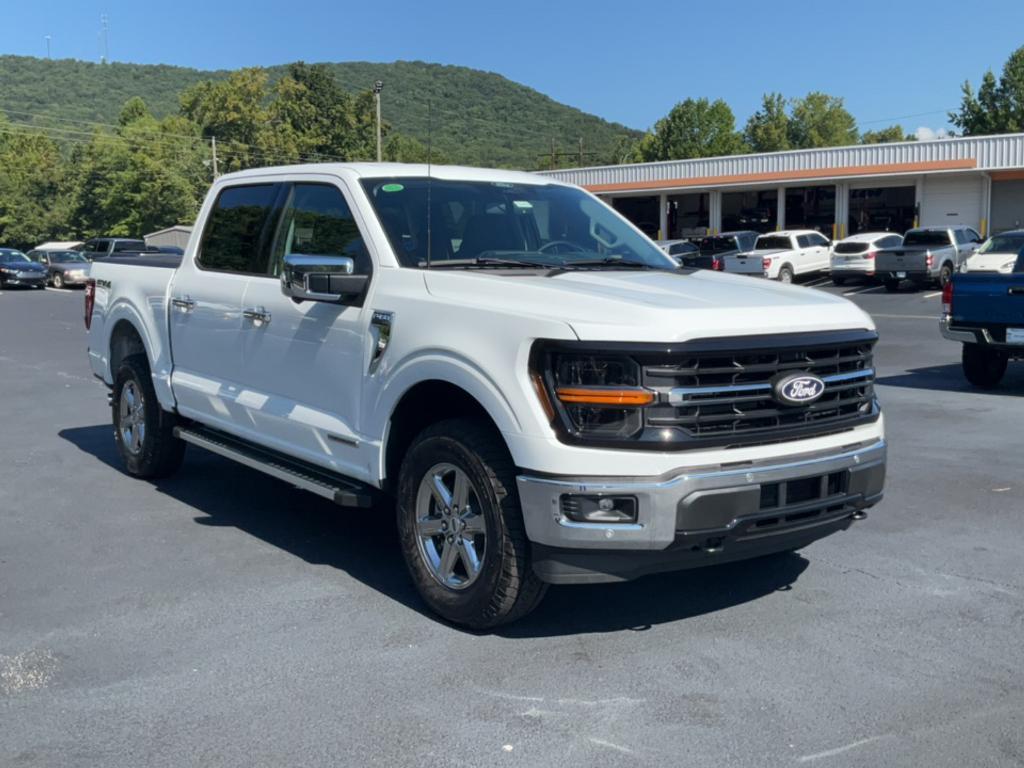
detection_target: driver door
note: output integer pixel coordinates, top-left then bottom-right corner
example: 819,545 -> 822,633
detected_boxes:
238,179 -> 376,481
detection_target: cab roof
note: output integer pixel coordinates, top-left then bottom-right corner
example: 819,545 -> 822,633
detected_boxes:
216,162 -> 558,186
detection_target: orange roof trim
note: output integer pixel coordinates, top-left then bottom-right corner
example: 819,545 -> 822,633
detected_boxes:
585,159 -> 977,193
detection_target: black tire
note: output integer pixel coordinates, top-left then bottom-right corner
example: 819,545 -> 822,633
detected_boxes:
52,271 -> 64,289
883,279 -> 901,293
938,263 -> 954,289
112,354 -> 185,478
396,418 -> 547,629
831,275 -> 846,287
777,265 -> 794,284
962,344 -> 1007,389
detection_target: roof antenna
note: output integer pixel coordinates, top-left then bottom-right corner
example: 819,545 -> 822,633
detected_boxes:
426,100 -> 433,270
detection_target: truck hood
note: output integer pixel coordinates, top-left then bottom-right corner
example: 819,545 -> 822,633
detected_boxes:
423,268 -> 874,342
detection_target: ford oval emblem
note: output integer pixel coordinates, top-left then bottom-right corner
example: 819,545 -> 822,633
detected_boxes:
773,373 -> 825,406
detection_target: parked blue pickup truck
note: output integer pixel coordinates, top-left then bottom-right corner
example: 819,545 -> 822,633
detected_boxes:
941,237 -> 1024,387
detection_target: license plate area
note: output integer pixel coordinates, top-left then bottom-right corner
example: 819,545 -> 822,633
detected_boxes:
896,271 -> 907,279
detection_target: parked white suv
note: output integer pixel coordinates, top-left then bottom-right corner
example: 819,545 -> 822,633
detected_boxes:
830,232 -> 904,286
83,164 -> 886,627
724,230 -> 832,282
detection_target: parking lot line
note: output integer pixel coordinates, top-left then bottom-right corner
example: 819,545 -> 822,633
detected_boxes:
844,285 -> 884,296
923,291 -> 943,299
45,287 -> 73,293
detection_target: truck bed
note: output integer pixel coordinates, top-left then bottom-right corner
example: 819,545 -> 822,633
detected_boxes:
949,273 -> 1024,331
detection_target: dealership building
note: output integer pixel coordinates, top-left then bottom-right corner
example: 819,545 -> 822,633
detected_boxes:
540,133 -> 1024,241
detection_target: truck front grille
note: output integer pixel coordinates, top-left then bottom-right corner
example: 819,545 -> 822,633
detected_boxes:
642,330 -> 878,448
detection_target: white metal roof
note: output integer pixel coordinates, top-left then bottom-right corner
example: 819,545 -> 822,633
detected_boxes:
33,241 -> 84,250
538,133 -> 1024,191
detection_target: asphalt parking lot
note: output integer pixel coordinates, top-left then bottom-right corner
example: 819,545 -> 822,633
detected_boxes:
2,281 -> 1023,767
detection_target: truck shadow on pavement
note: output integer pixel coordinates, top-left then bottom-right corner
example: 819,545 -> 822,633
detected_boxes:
60,423 -> 810,637
877,363 -> 1024,396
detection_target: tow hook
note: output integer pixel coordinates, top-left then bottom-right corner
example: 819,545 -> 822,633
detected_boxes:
703,537 -> 725,554
852,510 -> 868,521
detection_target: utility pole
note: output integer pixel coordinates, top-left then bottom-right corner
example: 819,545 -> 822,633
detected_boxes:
373,80 -> 384,162
45,35 -> 51,59
99,14 -> 109,63
550,138 -> 557,170
210,136 -> 219,179
578,137 -> 584,167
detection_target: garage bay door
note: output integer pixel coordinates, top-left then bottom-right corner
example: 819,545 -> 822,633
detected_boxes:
920,175 -> 983,231
991,180 -> 1024,233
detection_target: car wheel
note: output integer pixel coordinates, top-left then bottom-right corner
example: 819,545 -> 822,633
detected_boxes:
883,279 -> 901,293
112,354 -> 186,478
962,344 -> 1007,389
938,263 -> 954,289
52,272 -> 64,289
777,265 -> 794,284
831,275 -> 846,287
396,418 -> 547,629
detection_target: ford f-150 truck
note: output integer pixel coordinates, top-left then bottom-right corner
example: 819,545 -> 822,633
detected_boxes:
84,163 -> 886,628
941,258 -> 1024,387
724,230 -> 832,282
875,225 -> 981,292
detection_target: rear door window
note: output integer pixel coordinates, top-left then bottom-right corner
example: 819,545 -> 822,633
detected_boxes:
796,234 -> 812,248
198,184 -> 283,274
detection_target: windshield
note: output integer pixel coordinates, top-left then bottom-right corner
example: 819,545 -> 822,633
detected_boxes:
50,251 -> 89,263
699,236 -> 738,255
0,249 -> 29,262
978,234 -> 1024,255
903,230 -> 950,247
754,235 -> 791,251
361,178 -> 676,270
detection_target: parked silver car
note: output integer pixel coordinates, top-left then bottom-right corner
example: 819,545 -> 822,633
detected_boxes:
27,249 -> 91,288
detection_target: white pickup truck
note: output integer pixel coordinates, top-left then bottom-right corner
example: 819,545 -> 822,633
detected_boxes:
84,164 -> 886,627
724,230 -> 832,282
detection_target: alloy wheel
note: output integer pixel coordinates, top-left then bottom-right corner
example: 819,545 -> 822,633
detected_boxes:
414,462 -> 487,590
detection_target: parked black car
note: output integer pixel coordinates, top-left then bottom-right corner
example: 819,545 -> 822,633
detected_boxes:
0,248 -> 48,289
26,249 -> 91,288
691,231 -> 760,270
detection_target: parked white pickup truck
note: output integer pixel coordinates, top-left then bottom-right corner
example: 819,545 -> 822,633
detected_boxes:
724,230 -> 832,282
84,164 -> 886,627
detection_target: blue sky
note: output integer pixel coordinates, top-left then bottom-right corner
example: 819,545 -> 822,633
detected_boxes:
3,0 -> 1023,137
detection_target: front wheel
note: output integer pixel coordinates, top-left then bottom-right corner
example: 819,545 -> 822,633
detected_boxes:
962,344 -> 1007,389
112,354 -> 186,478
52,272 -> 64,289
396,418 -> 547,629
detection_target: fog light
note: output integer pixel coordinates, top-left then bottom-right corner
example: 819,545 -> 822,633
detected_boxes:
560,494 -> 638,524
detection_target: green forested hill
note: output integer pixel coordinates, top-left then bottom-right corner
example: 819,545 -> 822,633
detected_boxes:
0,55 -> 639,168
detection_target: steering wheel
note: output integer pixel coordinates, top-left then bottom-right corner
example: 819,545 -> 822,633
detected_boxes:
538,240 -> 585,254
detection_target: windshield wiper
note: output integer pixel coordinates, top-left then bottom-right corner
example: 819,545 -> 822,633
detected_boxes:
420,257 -> 555,269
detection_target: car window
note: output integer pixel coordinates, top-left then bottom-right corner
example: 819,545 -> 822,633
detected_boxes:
755,235 -> 791,251
268,183 -> 371,277
967,228 -> 981,243
882,235 -> 902,248
198,184 -> 282,274
904,230 -> 951,247
953,229 -> 968,245
112,239 -> 146,253
796,234 -> 811,248
809,232 -> 830,247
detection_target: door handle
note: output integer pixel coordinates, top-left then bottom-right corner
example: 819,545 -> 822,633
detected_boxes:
1008,287 -> 1024,296
171,295 -> 196,312
243,306 -> 272,326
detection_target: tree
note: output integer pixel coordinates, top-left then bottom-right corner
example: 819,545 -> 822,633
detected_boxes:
636,98 -> 745,161
0,113 -> 70,249
951,46 -> 1024,134
787,92 -> 859,148
744,93 -> 790,152
861,125 -> 912,144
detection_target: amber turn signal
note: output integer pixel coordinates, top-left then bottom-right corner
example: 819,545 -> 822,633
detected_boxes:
555,387 -> 655,406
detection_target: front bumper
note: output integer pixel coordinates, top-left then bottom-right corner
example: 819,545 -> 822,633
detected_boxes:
517,439 -> 886,584
1,273 -> 47,287
57,271 -> 90,286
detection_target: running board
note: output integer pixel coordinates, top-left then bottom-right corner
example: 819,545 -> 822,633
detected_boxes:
173,425 -> 375,508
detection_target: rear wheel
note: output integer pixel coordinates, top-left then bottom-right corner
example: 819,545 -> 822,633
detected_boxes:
777,265 -> 794,284
112,354 -> 186,478
883,279 -> 901,293
938,263 -> 954,289
396,418 -> 547,629
962,344 -> 1007,389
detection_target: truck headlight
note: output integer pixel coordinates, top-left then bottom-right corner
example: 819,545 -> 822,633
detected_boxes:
532,345 -> 653,440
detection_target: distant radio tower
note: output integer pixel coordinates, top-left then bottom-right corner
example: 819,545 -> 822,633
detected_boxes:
45,35 -> 51,59
99,14 -> 109,63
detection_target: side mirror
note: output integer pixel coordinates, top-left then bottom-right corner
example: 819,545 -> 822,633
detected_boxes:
281,253 -> 368,304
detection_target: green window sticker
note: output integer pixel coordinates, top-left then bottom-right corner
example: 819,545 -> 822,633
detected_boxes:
381,183 -> 404,193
